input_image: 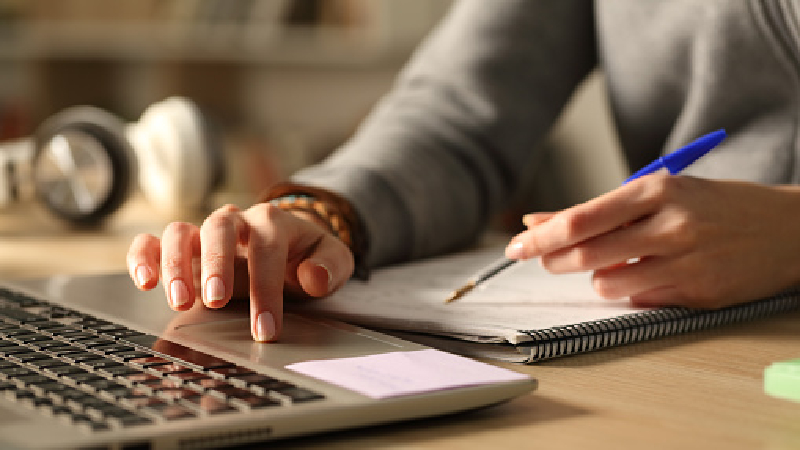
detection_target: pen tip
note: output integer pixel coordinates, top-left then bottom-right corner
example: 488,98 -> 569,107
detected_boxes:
445,282 -> 475,304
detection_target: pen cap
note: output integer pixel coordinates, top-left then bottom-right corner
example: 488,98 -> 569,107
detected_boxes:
662,129 -> 726,174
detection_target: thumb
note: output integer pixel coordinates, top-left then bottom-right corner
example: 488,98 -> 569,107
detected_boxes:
296,233 -> 355,297
522,212 -> 556,228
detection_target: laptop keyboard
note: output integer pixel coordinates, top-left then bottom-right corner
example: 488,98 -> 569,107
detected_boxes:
0,286 -> 324,432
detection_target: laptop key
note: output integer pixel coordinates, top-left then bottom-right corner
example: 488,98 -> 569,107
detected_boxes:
64,372 -> 104,384
28,320 -> 63,330
93,344 -> 136,354
28,358 -> 69,369
182,394 -> 238,415
0,346 -> 32,356
120,333 -> 158,348
60,332 -> 98,342
16,334 -> 52,343
81,359 -> 125,370
14,353 -> 52,363
56,388 -> 95,403
230,395 -> 282,409
16,374 -> 54,386
0,360 -> 17,369
108,413 -> 153,428
0,291 -> 43,307
29,340 -> 74,351
63,352 -> 104,363
149,363 -> 193,375
74,337 -> 117,348
45,365 -> 89,376
146,403 -> 196,421
129,356 -> 172,368
33,381 -> 72,395
48,327 -> 86,337
112,351 -> 153,361
273,387 -> 325,403
96,365 -> 142,377
0,306 -> 41,323
0,366 -> 37,378
2,329 -> 37,338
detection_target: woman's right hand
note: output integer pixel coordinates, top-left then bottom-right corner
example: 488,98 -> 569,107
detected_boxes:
125,203 -> 355,343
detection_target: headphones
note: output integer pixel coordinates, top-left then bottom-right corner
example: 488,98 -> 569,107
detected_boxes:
0,97 -> 222,226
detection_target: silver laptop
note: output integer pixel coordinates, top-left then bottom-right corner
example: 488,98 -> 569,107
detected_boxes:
0,273 -> 535,449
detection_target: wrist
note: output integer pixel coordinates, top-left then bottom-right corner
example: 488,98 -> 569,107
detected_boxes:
260,182 -> 370,280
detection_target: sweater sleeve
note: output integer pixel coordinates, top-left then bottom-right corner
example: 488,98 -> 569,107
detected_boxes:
291,0 -> 597,267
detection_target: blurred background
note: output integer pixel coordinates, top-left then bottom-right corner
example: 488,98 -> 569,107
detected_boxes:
0,0 -> 627,276
0,0 -> 457,199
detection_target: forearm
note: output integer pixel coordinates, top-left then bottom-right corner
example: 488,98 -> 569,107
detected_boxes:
293,0 -> 597,268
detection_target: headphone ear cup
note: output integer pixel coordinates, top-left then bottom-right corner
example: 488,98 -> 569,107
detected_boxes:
32,106 -> 134,226
127,97 -> 222,216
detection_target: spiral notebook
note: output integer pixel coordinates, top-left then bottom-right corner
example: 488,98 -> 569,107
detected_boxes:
290,243 -> 800,363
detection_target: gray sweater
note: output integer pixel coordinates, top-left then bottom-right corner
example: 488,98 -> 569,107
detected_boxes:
293,0 -> 800,268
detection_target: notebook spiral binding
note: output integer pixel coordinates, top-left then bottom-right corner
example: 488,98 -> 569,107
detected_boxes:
516,291 -> 800,362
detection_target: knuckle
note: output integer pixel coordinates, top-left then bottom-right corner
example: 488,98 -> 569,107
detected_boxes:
571,247 -> 597,269
591,274 -> 619,299
203,204 -> 242,228
639,173 -> 691,205
636,174 -> 672,204
557,210 -> 591,242
160,255 -> 185,273
248,202 -> 286,223
164,221 -> 195,237
216,203 -> 240,214
202,212 -> 232,230
658,209 -> 699,249
538,255 -> 556,272
200,251 -> 227,269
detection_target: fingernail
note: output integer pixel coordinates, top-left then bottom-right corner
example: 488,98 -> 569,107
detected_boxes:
522,214 -> 535,226
317,263 -> 333,291
254,312 -> 276,342
169,279 -> 190,309
505,241 -> 526,260
135,265 -> 151,288
204,276 -> 225,305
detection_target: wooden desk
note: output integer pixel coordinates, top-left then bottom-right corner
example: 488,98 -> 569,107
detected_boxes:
3,198 -> 800,450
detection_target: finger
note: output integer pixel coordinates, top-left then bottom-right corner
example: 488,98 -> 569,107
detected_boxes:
522,212 -> 555,228
540,217 -> 671,273
296,233 -> 355,297
507,176 -> 667,259
590,256 -> 673,300
161,222 -> 201,311
199,205 -> 244,309
127,234 -> 161,290
244,204 -> 288,342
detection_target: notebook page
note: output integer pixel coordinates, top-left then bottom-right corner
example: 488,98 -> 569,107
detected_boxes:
289,245 -> 649,344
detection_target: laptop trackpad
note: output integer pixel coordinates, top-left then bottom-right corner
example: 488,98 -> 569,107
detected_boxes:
165,302 -> 419,366
13,274 -> 420,367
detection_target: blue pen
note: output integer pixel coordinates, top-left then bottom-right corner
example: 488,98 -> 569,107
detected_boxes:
624,129 -> 727,184
445,129 -> 728,303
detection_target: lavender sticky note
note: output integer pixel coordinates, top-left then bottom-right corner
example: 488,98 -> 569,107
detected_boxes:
285,349 -> 530,399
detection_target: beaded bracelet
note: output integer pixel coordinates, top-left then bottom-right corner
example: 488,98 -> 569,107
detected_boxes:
268,194 -> 353,250
260,183 -> 369,280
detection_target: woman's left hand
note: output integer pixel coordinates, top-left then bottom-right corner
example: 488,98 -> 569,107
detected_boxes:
505,174 -> 800,308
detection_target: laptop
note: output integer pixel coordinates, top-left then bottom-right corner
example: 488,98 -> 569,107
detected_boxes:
0,273 -> 536,449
